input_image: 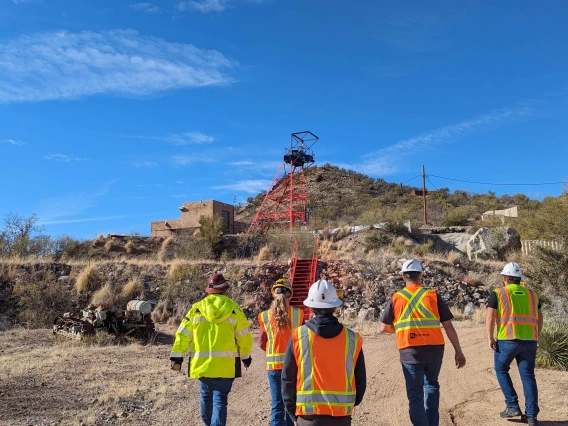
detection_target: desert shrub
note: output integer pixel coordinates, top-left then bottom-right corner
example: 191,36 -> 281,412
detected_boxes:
154,263 -> 205,323
92,233 -> 105,247
103,240 -> 115,253
51,235 -> 88,261
463,271 -> 485,286
537,319 -> 568,371
174,237 -> 214,260
525,245 -> 568,296
122,278 -> 145,300
13,273 -> 75,328
413,240 -> 434,257
365,230 -> 391,252
199,214 -> 224,251
91,283 -> 120,308
125,240 -> 136,255
384,221 -> 410,235
75,265 -> 104,293
158,237 -> 174,262
442,206 -> 476,226
389,241 -> 407,256
447,251 -> 464,264
256,246 -> 272,261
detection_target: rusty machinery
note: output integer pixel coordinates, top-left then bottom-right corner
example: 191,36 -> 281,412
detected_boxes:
53,300 -> 155,341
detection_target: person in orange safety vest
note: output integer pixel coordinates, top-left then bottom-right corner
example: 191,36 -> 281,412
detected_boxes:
282,279 -> 366,426
380,259 -> 466,426
258,278 -> 305,426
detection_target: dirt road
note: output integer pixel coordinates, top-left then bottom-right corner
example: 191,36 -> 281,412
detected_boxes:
0,324 -> 567,426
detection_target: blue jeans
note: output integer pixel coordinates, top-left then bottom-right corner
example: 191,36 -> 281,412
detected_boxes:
494,340 -> 540,418
198,378 -> 234,426
268,369 -> 295,426
401,361 -> 442,426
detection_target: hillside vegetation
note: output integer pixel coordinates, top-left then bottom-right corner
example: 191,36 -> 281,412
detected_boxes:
237,164 -> 563,238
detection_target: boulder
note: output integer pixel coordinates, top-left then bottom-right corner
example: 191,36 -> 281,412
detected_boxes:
358,307 -> 377,321
466,227 -> 521,261
463,302 -> 475,317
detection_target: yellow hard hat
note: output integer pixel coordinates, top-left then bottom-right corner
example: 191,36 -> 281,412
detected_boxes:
272,278 -> 293,296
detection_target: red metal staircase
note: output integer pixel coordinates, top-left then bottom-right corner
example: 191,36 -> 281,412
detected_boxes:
289,236 -> 319,320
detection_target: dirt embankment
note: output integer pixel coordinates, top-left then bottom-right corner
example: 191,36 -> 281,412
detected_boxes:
0,324 -> 567,426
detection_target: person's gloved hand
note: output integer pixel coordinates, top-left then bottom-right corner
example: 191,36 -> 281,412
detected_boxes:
242,357 -> 252,369
171,357 -> 183,372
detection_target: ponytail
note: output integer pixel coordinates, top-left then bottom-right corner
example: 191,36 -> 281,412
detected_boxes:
270,293 -> 290,332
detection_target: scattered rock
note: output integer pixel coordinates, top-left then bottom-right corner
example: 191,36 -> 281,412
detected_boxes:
466,227 -> 521,261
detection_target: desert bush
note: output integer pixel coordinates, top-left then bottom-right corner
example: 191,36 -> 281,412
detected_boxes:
413,240 -> 434,257
154,263 -> 205,323
92,233 -> 105,247
447,251 -> 464,264
91,283 -> 120,308
389,241 -> 407,256
122,278 -> 145,300
12,272 -> 76,328
199,214 -> 224,251
256,246 -> 272,261
463,271 -> 485,286
51,235 -> 88,261
75,265 -> 104,293
537,319 -> 568,371
104,240 -> 115,253
442,206 -> 476,226
158,237 -> 174,262
125,240 -> 136,255
365,230 -> 390,252
525,245 -> 568,296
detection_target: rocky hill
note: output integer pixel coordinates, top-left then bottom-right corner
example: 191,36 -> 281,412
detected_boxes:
236,164 -> 543,230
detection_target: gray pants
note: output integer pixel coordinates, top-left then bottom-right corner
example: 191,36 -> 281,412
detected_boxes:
297,416 -> 352,426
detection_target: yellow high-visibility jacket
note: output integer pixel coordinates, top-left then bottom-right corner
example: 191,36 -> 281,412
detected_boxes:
170,294 -> 253,379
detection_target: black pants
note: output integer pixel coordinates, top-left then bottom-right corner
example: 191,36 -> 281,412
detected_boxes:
297,416 -> 352,426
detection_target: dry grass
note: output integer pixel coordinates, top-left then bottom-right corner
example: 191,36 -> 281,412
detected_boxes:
450,306 -> 487,325
256,246 -> 272,261
447,251 -> 464,264
158,237 -> 174,262
463,271 -> 485,286
122,278 -> 145,300
125,240 -> 136,255
75,265 -> 104,293
192,228 -> 203,238
90,283 -> 118,308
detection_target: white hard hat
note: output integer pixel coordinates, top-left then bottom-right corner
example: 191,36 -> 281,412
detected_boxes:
303,279 -> 343,309
401,259 -> 424,273
501,262 -> 523,278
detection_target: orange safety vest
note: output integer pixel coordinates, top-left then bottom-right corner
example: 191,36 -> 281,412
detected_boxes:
392,284 -> 445,349
495,285 -> 539,341
258,306 -> 304,370
291,325 -> 362,417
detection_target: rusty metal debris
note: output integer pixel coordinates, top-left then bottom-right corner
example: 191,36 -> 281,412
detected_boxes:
53,300 -> 155,341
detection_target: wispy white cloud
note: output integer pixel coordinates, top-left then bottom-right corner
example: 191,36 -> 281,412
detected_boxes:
213,179 -> 269,194
129,131 -> 215,145
341,104 -> 532,176
44,153 -> 87,162
178,0 -> 228,13
133,160 -> 159,168
172,153 -> 216,166
36,180 -> 119,223
39,214 -> 142,226
130,2 -> 162,13
0,139 -> 25,145
11,0 -> 36,4
0,30 -> 236,103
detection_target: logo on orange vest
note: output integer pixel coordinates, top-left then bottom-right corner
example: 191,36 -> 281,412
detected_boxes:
409,332 -> 430,339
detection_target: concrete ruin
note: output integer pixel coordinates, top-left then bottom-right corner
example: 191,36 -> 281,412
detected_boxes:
151,200 -> 241,237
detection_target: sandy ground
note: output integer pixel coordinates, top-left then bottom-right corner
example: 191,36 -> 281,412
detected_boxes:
0,323 -> 567,426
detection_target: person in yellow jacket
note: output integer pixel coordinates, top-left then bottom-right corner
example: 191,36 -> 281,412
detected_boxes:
170,273 -> 253,426
258,279 -> 304,426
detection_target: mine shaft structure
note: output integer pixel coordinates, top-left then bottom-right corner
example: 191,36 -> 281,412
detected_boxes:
248,131 -> 317,233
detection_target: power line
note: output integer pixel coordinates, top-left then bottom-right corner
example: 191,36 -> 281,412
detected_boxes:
429,174 -> 568,187
426,176 -> 439,190
402,175 -> 421,184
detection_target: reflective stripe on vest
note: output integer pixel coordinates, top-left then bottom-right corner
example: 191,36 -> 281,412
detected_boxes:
495,286 -> 539,341
295,326 -> 359,417
392,286 -> 444,349
260,306 -> 303,370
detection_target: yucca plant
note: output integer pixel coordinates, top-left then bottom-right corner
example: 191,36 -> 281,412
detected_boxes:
537,319 -> 568,371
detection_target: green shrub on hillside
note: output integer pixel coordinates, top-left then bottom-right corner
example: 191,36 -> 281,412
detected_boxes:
442,206 -> 476,226
365,230 -> 391,252
537,319 -> 568,371
413,240 -> 434,257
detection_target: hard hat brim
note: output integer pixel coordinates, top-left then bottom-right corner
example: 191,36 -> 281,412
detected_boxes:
303,298 -> 343,309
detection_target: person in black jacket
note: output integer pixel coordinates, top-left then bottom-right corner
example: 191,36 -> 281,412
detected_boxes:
281,280 -> 366,426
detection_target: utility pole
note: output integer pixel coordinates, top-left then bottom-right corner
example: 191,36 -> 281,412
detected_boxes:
422,165 -> 427,225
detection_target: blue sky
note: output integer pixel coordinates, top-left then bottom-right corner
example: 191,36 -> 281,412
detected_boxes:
0,0 -> 567,238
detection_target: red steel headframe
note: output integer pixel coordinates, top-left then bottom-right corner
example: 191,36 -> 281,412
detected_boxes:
247,131 -> 317,233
